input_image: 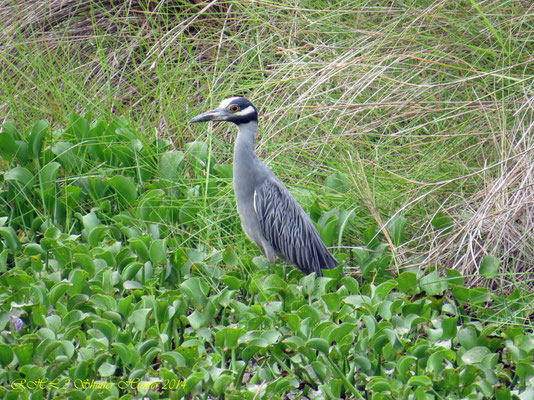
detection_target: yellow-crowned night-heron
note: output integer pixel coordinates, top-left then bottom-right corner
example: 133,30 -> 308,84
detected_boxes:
189,96 -> 337,276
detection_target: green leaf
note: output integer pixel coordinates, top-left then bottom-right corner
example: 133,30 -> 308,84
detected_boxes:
187,301 -> 216,329
306,338 -> 329,354
129,308 -> 152,331
0,344 -> 14,366
159,151 -> 184,183
431,211 -> 453,232
397,355 -> 417,379
5,167 -> 33,188
179,201 -> 201,226
215,327 -> 244,349
317,210 -> 339,247
180,277 -> 209,309
28,120 -> 49,160
15,343 -> 33,366
341,276 -> 359,294
387,215 -> 406,246
40,162 -> 60,193
396,271 -> 418,294
67,113 -> 90,140
0,123 -> 19,160
329,323 -> 357,343
98,362 -> 116,377
185,140 -> 208,161
457,327 -> 478,350
442,317 -> 458,340
480,256 -> 500,279
420,271 -> 447,295
49,281 -> 73,305
461,346 -> 490,364
0,227 -> 21,252
366,376 -> 391,391
122,262 -> 144,281
213,374 -> 234,396
52,141 -> 79,171
129,237 -> 150,262
149,239 -> 167,265
326,173 -> 350,193
108,175 -> 137,206
407,375 -> 432,387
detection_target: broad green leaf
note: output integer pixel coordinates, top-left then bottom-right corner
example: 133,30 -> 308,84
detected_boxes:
187,301 -> 216,329
149,239 -> 167,265
129,237 -> 150,262
480,255 -> 500,279
0,123 -> 19,160
39,162 -> 60,192
457,327 -> 479,350
28,119 -> 49,160
431,211 -> 453,232
329,323 -> 357,343
93,319 -> 118,342
311,360 -> 331,383
387,215 -> 406,246
366,376 -> 391,391
52,141 -> 79,171
15,343 -> 33,366
420,271 -> 447,295
138,339 -> 159,355
159,151 -> 184,181
222,246 -> 239,266
122,262 -> 144,281
0,344 -> 14,366
5,166 -> 33,188
98,362 -> 116,377
326,173 -> 350,193
445,269 -> 464,286
306,338 -> 329,354
397,355 -> 417,379
129,308 -> 152,331
396,271 -> 418,294
442,317 -> 458,340
138,189 -> 164,221
407,375 -> 432,387
185,140 -> 208,161
180,277 -> 209,309
317,210 -> 338,247
49,281 -> 73,305
179,201 -> 201,226
0,227 -> 21,252
341,276 -> 359,294
213,374 -> 234,396
215,327 -> 244,349
67,113 -> 90,139
462,346 -> 490,364
108,175 -> 137,206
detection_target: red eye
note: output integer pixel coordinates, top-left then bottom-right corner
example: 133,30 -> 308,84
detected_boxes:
229,104 -> 240,113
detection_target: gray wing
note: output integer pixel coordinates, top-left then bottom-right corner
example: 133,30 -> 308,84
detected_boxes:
253,178 -> 338,276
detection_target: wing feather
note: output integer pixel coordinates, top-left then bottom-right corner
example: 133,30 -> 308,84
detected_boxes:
253,178 -> 337,275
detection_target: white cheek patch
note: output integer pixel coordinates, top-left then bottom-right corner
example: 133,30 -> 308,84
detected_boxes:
219,97 -> 242,109
234,105 -> 255,116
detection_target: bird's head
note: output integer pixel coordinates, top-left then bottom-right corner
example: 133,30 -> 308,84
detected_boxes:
189,96 -> 258,125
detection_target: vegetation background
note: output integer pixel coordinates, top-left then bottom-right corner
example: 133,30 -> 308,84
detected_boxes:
0,1 -> 533,399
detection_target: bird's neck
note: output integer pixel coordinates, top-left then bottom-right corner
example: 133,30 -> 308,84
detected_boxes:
234,121 -> 258,162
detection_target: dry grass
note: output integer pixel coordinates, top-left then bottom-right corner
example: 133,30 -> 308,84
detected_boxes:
425,109 -> 534,292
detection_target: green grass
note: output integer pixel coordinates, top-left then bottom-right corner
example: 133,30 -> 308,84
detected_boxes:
0,1 -> 533,399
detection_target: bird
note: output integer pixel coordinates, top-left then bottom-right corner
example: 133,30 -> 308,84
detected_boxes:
189,96 -> 338,276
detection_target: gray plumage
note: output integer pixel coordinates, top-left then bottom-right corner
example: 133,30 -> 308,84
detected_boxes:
190,96 -> 337,276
